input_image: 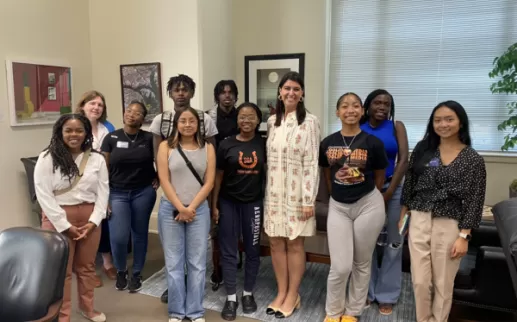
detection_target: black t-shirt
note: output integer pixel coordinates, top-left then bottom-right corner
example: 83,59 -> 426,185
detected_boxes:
216,135 -> 266,203
319,131 -> 388,203
101,129 -> 156,190
215,107 -> 239,147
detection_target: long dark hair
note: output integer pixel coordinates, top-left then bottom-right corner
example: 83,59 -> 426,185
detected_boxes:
411,100 -> 471,173
361,89 -> 395,124
236,102 -> 263,133
167,107 -> 205,148
274,71 -> 306,126
44,113 -> 93,181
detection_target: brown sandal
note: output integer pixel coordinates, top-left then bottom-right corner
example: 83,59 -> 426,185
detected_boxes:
379,303 -> 393,315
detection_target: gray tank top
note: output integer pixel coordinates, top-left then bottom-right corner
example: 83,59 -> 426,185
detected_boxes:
168,145 -> 207,205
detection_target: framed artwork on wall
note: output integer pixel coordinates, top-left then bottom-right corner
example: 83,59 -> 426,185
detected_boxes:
244,53 -> 305,131
6,59 -> 72,127
120,62 -> 163,124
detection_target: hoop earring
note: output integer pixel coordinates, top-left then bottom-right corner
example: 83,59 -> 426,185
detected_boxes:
300,96 -> 304,102
278,95 -> 282,100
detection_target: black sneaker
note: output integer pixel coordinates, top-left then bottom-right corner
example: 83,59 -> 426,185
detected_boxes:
221,300 -> 238,321
128,275 -> 142,293
115,271 -> 128,290
161,289 -> 168,303
241,294 -> 257,314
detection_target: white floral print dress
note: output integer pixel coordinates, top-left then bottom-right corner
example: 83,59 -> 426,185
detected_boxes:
264,112 -> 320,239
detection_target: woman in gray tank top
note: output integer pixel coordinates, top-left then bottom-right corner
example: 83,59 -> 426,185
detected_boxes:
156,107 -> 216,322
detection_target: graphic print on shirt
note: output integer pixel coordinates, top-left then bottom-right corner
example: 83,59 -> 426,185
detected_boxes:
326,146 -> 368,185
238,151 -> 258,174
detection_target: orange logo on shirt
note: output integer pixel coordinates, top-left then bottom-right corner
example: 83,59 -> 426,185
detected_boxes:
238,151 -> 258,169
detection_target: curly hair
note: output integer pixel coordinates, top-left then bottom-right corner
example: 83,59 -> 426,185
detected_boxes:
43,113 -> 93,182
166,74 -> 196,98
213,80 -> 238,104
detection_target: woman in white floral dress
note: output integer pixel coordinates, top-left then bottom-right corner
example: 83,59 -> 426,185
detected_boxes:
264,71 -> 320,319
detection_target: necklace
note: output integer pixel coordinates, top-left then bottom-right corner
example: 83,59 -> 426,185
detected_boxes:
342,133 -> 358,157
124,130 -> 139,144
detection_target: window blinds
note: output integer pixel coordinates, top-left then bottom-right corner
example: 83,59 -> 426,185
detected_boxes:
327,0 -> 517,152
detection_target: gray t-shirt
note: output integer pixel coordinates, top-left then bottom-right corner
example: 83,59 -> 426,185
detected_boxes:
149,109 -> 218,139
168,146 -> 207,205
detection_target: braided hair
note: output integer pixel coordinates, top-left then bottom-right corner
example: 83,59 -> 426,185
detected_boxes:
213,80 -> 238,104
43,113 -> 93,182
361,89 -> 395,124
166,74 -> 196,98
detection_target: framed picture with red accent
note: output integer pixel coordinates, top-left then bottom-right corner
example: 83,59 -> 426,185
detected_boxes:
6,59 -> 72,127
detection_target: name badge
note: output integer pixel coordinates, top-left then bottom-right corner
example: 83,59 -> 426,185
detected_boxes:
117,141 -> 129,149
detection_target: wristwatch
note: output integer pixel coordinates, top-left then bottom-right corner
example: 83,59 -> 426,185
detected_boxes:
459,232 -> 472,241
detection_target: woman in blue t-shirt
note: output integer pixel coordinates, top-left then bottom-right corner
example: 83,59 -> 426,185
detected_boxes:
359,89 -> 409,316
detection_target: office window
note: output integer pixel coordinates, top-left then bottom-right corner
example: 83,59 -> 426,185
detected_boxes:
327,0 -> 517,152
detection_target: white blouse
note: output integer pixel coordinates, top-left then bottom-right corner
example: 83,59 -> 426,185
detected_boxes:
92,122 -> 109,151
34,150 -> 109,232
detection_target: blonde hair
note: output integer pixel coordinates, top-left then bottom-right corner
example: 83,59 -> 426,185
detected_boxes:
75,90 -> 107,122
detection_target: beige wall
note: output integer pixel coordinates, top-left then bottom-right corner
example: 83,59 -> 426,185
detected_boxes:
0,0 -> 93,229
89,0 -> 202,128
232,0 -> 327,124
198,0 -> 235,110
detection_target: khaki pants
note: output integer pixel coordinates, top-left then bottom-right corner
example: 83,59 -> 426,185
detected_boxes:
42,203 -> 101,322
408,210 -> 461,322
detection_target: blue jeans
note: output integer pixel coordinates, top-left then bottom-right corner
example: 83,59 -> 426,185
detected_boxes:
368,183 -> 404,304
158,198 -> 210,320
109,185 -> 156,276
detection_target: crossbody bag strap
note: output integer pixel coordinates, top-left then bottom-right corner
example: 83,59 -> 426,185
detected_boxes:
176,145 -> 204,186
54,149 -> 92,196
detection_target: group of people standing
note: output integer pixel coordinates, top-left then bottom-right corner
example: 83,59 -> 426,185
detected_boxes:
33,70 -> 486,322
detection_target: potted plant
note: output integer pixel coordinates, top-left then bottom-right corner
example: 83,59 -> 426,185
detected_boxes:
489,42 -> 517,198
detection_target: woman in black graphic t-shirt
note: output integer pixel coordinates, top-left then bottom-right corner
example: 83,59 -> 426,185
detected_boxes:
319,93 -> 388,322
211,102 -> 266,321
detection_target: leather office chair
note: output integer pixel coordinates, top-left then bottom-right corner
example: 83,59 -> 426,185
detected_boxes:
0,227 -> 69,322
21,157 -> 42,225
492,198 -> 517,300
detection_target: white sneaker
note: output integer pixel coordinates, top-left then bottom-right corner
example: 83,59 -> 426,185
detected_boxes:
168,318 -> 182,322
192,318 -> 206,322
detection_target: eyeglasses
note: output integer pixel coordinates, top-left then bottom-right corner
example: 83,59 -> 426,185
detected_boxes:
125,109 -> 144,117
238,116 -> 257,122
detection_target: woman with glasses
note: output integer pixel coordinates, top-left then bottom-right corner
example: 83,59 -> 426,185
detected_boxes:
211,102 -> 266,320
100,101 -> 158,293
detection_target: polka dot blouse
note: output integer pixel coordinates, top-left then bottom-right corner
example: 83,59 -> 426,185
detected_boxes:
401,143 -> 487,230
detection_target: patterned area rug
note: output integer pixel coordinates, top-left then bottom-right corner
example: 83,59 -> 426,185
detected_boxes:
140,251 -> 416,322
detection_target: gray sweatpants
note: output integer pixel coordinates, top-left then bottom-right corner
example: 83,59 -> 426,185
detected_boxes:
325,188 -> 385,318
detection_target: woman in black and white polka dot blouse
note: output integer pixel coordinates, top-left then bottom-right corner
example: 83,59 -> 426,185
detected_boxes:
399,100 -> 486,322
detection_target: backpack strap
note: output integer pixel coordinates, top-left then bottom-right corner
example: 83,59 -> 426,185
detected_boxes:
160,111 -> 173,140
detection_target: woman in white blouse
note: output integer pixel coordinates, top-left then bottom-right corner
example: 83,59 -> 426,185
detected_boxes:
264,71 -> 320,318
35,113 -> 109,322
76,90 -> 117,286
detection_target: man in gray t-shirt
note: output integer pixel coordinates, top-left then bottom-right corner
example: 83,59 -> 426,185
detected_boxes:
149,74 -> 218,159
